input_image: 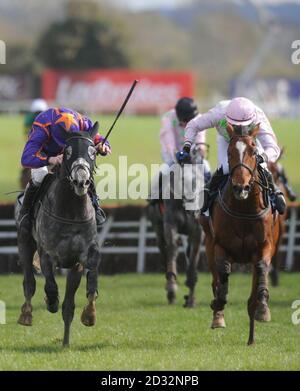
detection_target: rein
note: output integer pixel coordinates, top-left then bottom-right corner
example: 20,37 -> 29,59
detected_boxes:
221,138 -> 271,220
41,203 -> 94,225
217,188 -> 271,220
230,162 -> 255,178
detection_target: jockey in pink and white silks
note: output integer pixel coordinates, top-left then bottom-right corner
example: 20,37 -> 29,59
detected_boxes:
150,97 -> 211,203
177,97 -> 287,214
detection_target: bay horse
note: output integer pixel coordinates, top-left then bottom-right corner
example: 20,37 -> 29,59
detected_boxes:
148,145 -> 205,307
201,124 -> 280,345
16,124 -> 101,346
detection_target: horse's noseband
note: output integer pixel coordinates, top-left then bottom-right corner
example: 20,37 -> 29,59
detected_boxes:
62,136 -> 95,184
70,158 -> 91,179
230,162 -> 256,178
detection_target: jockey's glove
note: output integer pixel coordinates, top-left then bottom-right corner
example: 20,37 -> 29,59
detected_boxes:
176,149 -> 191,164
96,136 -> 111,156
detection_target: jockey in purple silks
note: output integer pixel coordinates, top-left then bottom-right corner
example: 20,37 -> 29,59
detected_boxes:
19,107 -> 111,232
177,97 -> 291,215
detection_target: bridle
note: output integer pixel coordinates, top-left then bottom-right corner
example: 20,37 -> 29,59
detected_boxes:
228,136 -> 257,189
217,135 -> 271,220
40,135 -> 97,224
229,136 -> 271,192
229,162 -> 257,191
62,135 -> 95,184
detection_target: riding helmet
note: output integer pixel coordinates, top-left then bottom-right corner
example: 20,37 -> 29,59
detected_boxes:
175,97 -> 198,123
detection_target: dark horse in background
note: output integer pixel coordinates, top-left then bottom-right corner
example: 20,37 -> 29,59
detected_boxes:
148,146 -> 206,308
16,124 -> 101,346
201,124 -> 280,345
268,149 -> 295,286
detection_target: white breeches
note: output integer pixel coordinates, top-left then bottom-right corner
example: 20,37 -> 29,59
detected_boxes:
31,166 -> 49,186
217,134 -> 266,174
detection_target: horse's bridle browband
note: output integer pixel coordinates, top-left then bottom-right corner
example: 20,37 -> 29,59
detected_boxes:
66,135 -> 95,145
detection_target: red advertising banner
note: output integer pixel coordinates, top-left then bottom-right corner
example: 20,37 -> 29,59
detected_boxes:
42,69 -> 195,114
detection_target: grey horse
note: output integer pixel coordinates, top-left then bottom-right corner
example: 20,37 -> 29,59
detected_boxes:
16,124 -> 101,346
147,146 -> 205,307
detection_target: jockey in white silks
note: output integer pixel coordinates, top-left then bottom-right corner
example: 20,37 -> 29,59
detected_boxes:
150,97 -> 211,203
177,97 -> 287,214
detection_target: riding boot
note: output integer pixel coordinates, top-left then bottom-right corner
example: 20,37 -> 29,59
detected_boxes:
88,181 -> 106,232
19,180 -> 39,232
278,168 -> 297,201
265,169 -> 286,215
201,167 -> 228,214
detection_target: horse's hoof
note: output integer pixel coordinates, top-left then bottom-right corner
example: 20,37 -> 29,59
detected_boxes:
62,340 -> 70,348
47,301 -> 59,314
45,297 -> 59,313
166,278 -> 178,305
167,291 -> 176,304
167,290 -> 176,304
211,311 -> 226,329
81,307 -> 96,327
255,303 -> 271,322
183,295 -> 196,308
18,313 -> 32,326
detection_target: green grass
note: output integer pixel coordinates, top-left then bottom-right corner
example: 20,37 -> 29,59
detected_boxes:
0,273 -> 299,370
0,114 -> 299,204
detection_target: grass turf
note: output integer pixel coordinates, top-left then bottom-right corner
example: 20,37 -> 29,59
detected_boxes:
0,272 -> 299,370
0,114 -> 299,204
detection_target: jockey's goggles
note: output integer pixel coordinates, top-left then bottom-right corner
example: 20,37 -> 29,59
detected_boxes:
231,122 -> 257,136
